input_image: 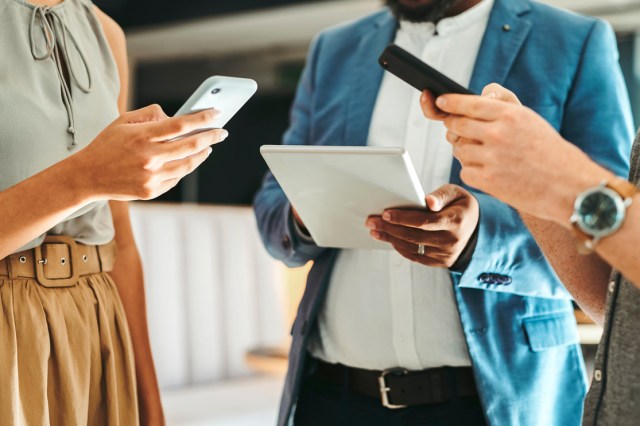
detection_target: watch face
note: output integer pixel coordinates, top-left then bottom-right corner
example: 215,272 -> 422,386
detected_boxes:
575,187 -> 625,237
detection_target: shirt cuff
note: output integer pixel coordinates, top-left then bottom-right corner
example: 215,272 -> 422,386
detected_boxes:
449,225 -> 479,273
290,208 -> 315,244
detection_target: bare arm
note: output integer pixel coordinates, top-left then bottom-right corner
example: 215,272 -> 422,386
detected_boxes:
108,201 -> 164,425
521,215 -> 611,325
0,27 -> 225,259
0,9 -> 126,258
0,155 -> 97,258
424,87 -> 640,305
420,85 -> 630,325
550,172 -> 640,291
597,198 -> 640,285
94,7 -> 165,424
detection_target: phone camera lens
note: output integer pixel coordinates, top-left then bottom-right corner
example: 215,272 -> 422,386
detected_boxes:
381,61 -> 389,69
211,88 -> 221,95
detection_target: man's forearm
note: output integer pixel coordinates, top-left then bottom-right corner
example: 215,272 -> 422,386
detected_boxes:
548,166 -> 640,291
595,198 -> 640,286
521,214 -> 611,325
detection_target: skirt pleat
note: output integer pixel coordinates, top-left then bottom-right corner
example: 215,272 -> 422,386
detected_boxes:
0,273 -> 139,426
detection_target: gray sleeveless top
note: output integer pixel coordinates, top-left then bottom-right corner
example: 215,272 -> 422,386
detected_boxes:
0,0 -> 119,252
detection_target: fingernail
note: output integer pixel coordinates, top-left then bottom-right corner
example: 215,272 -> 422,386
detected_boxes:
421,92 -> 427,103
382,211 -> 391,221
436,96 -> 447,108
221,130 -> 229,140
485,92 -> 497,99
371,230 -> 381,239
427,195 -> 440,210
365,220 -> 376,230
207,147 -> 213,156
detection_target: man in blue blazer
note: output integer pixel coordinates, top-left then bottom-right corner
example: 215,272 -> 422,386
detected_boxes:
254,0 -> 634,424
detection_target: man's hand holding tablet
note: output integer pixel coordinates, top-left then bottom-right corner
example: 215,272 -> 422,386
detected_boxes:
366,184 -> 479,269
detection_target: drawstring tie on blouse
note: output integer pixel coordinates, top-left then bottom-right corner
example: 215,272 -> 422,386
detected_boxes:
29,6 -> 92,150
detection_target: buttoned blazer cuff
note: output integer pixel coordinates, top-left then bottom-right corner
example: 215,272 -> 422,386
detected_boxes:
454,192 -> 572,299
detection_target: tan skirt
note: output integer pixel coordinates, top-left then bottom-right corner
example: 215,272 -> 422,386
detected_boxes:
0,273 -> 139,426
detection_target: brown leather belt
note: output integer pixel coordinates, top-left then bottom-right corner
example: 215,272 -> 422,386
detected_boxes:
0,235 -> 117,288
313,360 -> 478,409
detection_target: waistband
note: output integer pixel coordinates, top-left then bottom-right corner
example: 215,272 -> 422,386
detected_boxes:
311,359 -> 478,409
0,235 -> 117,288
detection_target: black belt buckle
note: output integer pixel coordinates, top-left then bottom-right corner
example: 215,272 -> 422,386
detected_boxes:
378,368 -> 409,409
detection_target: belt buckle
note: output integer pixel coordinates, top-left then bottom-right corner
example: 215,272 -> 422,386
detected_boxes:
34,235 -> 80,288
378,368 -> 409,409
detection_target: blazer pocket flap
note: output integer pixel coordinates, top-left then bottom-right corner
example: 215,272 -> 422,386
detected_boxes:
523,311 -> 578,352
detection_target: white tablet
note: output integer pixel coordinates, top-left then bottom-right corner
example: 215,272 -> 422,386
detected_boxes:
260,145 -> 426,250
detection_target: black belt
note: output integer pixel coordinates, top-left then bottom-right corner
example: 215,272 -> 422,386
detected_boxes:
312,360 -> 478,409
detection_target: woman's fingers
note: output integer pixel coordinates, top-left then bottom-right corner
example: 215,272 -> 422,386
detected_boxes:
157,128 -> 228,161
159,147 -> 213,180
144,177 -> 182,201
120,104 -> 169,124
144,109 -> 221,142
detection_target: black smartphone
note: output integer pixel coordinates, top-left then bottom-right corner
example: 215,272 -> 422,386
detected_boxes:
378,44 -> 475,96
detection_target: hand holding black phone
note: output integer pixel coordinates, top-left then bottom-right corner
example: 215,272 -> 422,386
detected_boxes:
378,44 -> 475,96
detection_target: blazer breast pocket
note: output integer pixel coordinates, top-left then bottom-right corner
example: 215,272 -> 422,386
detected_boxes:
523,311 -> 579,352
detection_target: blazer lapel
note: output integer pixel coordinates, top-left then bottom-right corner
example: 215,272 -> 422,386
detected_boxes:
451,0 -> 533,184
343,11 -> 397,147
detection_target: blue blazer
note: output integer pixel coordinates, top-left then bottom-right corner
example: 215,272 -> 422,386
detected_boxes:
254,0 -> 634,424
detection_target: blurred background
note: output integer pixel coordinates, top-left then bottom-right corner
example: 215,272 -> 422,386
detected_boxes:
91,1 -> 640,425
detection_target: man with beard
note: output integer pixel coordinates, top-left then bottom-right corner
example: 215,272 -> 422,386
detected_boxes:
254,0 -> 633,425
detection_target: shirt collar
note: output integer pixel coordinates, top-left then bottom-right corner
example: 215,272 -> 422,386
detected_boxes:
399,0 -> 495,38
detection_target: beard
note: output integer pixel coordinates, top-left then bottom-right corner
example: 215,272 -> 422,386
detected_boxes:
385,0 -> 458,23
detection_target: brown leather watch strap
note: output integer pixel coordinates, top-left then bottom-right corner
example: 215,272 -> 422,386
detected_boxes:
607,177 -> 638,200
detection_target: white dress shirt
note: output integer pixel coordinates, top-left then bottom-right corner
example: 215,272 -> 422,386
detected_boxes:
308,0 -> 494,371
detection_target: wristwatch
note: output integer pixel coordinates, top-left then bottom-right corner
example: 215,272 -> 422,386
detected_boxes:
570,178 -> 637,253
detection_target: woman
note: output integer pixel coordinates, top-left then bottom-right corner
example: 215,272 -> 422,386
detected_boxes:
0,0 -> 227,424
419,85 -> 640,425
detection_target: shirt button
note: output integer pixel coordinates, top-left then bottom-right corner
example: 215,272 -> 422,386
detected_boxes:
609,281 -> 616,293
281,235 -> 292,251
594,369 -> 603,382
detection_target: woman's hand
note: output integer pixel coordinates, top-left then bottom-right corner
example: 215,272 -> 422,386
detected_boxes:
74,104 -> 228,202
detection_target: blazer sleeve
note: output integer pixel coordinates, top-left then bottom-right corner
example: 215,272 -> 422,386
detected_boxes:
455,20 -> 635,298
253,35 -> 329,268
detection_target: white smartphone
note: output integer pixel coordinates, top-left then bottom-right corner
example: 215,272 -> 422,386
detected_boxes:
174,75 -> 258,129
